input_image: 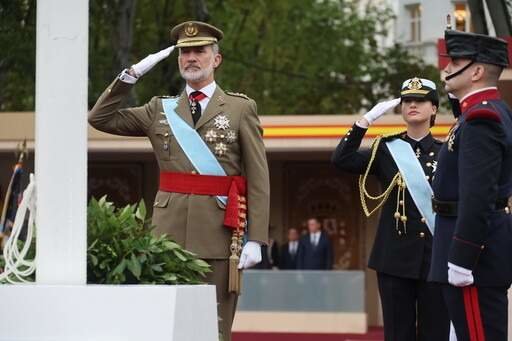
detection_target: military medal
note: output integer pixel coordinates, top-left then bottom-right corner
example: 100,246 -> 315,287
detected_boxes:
215,142 -> 227,156
446,120 -> 459,152
225,130 -> 237,144
190,101 -> 198,115
431,160 -> 437,173
205,129 -> 218,143
214,114 -> 230,130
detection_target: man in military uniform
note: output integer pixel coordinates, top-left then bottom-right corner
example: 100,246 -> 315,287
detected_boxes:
429,26 -> 512,340
332,78 -> 450,340
89,21 -> 270,341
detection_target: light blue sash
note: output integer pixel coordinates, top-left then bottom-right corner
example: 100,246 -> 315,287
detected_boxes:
161,98 -> 227,205
386,139 -> 436,235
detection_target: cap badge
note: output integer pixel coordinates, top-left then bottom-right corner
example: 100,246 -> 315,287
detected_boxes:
185,23 -> 199,37
407,77 -> 423,90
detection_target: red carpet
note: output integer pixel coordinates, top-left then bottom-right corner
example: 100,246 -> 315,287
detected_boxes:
233,327 -> 384,341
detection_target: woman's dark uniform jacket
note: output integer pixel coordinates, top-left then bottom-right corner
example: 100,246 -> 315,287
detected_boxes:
332,126 -> 442,279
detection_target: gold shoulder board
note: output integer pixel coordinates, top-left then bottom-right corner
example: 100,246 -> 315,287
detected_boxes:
226,91 -> 249,100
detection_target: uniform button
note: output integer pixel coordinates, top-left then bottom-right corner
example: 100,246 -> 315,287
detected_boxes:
505,207 -> 510,214
164,132 -> 169,137
421,217 -> 426,223
419,232 -> 425,238
429,152 -> 434,157
482,101 -> 488,105
191,170 -> 197,174
425,175 -> 430,180
426,162 -> 432,167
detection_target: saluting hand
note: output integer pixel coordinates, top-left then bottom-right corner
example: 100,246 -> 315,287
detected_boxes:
130,45 -> 175,78
359,98 -> 401,127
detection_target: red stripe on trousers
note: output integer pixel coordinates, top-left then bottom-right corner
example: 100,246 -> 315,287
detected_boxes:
470,287 -> 485,341
463,286 -> 486,341
463,287 -> 478,340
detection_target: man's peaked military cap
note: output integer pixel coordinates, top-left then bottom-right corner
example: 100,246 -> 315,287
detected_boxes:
170,21 -> 224,48
443,29 -> 509,67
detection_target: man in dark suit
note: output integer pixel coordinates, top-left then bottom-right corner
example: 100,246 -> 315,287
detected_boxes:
297,218 -> 333,270
279,228 -> 300,269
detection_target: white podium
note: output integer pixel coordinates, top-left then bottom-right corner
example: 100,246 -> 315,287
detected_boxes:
0,284 -> 218,341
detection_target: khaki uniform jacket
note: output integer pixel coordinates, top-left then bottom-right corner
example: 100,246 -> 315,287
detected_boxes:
89,78 -> 270,259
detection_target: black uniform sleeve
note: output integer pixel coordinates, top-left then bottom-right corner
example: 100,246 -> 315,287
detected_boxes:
331,123 -> 375,174
448,116 -> 506,270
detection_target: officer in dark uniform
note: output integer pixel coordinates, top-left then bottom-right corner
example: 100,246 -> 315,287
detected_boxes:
332,78 -> 450,341
429,25 -> 512,341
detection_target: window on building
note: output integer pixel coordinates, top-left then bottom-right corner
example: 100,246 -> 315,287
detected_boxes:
454,3 -> 470,32
406,4 -> 422,42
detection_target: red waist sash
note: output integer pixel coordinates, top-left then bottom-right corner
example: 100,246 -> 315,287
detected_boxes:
159,172 -> 247,230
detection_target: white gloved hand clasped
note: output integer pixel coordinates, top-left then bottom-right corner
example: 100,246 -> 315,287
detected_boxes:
448,262 -> 474,287
363,98 -> 401,125
237,241 -> 262,269
131,45 -> 175,78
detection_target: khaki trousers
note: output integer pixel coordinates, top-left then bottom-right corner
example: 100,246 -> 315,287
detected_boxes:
205,260 -> 239,341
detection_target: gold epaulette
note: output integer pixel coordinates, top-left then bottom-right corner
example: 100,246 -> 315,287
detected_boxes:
225,91 -> 250,100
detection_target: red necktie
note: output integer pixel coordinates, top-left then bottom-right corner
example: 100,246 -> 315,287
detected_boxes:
189,91 -> 207,125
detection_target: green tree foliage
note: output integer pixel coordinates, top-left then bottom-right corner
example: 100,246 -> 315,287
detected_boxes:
0,0 -> 36,111
209,0 -> 443,114
1,0 -> 444,114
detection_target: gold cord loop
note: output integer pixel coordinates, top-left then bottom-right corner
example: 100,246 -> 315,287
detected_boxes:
358,137 -> 401,217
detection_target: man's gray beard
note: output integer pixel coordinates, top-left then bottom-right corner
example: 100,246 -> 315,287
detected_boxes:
180,63 -> 214,82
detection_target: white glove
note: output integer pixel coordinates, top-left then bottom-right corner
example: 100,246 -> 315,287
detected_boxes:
450,322 -> 458,341
131,46 -> 175,78
238,241 -> 262,269
362,98 -> 401,125
448,262 -> 474,287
